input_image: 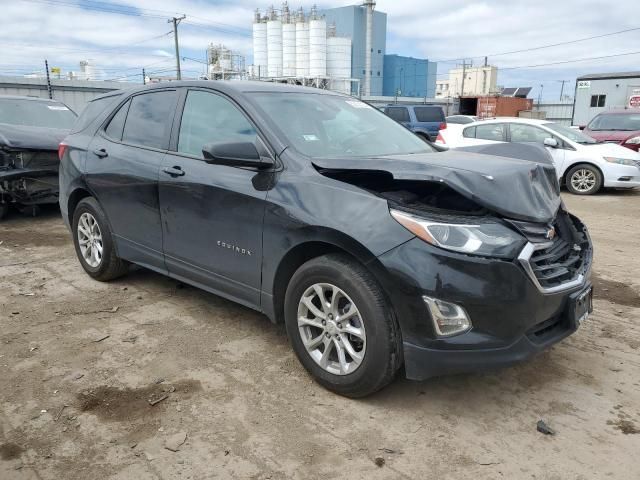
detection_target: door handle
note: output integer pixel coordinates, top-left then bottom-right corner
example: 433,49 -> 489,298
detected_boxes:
162,166 -> 185,177
93,148 -> 108,158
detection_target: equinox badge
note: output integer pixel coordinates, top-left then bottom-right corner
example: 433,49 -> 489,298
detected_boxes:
217,240 -> 252,256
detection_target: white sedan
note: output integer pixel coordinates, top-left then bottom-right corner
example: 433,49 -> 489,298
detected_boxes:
437,118 -> 640,195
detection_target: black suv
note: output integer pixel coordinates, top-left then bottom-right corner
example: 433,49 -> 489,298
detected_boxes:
59,82 -> 593,397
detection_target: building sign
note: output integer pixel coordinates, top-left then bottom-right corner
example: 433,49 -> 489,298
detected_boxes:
629,95 -> 640,108
577,81 -> 591,89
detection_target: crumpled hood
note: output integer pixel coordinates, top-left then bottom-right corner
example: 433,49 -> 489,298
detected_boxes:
0,123 -> 68,151
312,150 -> 561,223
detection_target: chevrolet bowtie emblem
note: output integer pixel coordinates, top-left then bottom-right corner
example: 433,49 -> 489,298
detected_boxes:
545,226 -> 556,240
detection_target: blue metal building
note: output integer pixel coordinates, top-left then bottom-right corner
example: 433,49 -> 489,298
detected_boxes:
320,5 -> 387,96
382,55 -> 437,98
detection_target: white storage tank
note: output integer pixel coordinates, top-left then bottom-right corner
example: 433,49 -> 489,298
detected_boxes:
252,10 -> 267,78
266,8 -> 283,78
327,36 -> 351,79
282,24 -> 296,77
295,12 -> 309,77
309,17 -> 327,77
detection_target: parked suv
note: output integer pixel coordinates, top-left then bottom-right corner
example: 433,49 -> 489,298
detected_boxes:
60,82 -> 593,397
582,110 -> 640,152
383,104 -> 446,141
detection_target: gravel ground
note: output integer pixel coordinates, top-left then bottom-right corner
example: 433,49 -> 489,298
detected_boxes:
1,191 -> 639,480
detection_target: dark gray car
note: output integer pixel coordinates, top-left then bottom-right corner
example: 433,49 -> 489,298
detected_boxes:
59,81 -> 593,397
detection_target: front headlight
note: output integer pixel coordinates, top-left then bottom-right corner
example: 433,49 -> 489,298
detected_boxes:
623,136 -> 640,145
603,156 -> 636,166
390,209 -> 526,258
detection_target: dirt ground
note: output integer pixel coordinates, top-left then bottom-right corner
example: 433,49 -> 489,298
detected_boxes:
1,190 -> 639,480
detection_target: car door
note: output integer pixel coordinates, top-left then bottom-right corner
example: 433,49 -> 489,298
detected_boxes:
159,88 -> 270,307
508,123 -> 565,175
86,89 -> 178,271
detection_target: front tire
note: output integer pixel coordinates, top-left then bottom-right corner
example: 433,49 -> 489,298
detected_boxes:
566,164 -> 602,195
284,254 -> 401,397
72,197 -> 128,281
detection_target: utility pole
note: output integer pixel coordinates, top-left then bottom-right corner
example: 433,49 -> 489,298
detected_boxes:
168,15 -> 186,80
142,68 -> 146,85
559,79 -> 567,101
44,59 -> 52,99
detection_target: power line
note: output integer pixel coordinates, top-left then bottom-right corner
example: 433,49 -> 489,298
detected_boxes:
434,26 -> 640,64
17,0 -> 252,36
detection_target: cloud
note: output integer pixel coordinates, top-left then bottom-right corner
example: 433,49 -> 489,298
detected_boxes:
2,0 -> 639,98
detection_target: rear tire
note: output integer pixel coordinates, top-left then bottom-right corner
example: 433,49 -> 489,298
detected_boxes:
72,197 -> 129,281
565,164 -> 602,195
284,254 -> 401,398
416,132 -> 431,143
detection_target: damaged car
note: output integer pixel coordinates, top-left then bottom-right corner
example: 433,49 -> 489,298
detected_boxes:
59,82 -> 593,397
0,95 -> 77,219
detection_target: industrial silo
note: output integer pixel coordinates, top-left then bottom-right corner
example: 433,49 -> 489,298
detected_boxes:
308,6 -> 326,77
327,27 -> 352,94
266,7 -> 283,77
281,2 -> 296,77
295,8 -> 309,77
252,9 -> 267,78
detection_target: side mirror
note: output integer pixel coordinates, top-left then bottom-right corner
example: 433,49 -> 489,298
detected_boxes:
543,137 -> 559,148
578,125 -> 586,131
202,142 -> 273,169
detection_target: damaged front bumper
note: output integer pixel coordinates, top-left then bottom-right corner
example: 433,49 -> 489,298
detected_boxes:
376,211 -> 593,381
0,149 -> 60,206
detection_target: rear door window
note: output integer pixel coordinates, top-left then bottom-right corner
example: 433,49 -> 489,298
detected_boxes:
475,123 -> 507,141
414,107 -> 444,122
385,107 -> 410,122
121,90 -> 178,150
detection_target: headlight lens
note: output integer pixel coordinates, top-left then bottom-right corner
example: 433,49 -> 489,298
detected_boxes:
390,209 -> 525,258
623,136 -> 640,145
603,156 -> 636,166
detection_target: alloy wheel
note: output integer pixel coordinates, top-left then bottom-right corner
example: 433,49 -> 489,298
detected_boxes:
570,168 -> 597,193
77,212 -> 103,268
297,283 -> 366,375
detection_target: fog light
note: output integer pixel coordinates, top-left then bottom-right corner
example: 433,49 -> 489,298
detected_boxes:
422,296 -> 471,337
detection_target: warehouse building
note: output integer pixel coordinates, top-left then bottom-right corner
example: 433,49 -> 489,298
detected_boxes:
382,54 -> 436,98
572,71 -> 640,126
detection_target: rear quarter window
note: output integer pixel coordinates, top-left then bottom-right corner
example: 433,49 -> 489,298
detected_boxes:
70,94 -> 122,134
413,107 -> 444,123
463,126 -> 476,138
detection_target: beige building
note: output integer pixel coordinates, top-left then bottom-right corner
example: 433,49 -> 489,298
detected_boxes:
435,65 -> 498,97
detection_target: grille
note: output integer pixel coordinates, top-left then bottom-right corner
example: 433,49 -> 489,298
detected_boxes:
512,212 -> 591,292
529,236 -> 583,289
633,159 -> 640,169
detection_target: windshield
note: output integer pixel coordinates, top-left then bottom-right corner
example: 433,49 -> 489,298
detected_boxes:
545,122 -> 597,144
587,113 -> 640,131
0,98 -> 77,129
249,93 -> 435,158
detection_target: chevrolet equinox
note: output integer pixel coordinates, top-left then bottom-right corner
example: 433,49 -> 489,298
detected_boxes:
59,82 -> 593,397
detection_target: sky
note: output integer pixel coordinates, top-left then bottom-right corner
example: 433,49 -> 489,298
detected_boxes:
2,0 -> 639,101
